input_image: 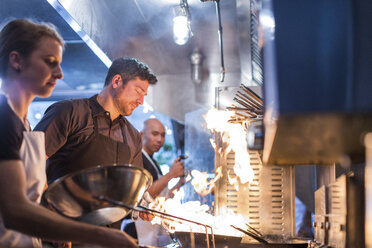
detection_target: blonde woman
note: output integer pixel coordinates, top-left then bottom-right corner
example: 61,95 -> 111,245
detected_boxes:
0,19 -> 136,248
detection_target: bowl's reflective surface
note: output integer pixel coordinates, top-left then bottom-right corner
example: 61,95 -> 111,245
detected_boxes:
45,164 -> 152,225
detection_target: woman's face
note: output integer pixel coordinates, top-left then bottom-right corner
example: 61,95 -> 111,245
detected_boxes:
20,36 -> 63,98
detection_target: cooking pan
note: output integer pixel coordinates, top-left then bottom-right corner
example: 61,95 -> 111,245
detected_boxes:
44,164 -> 152,225
174,231 -> 242,248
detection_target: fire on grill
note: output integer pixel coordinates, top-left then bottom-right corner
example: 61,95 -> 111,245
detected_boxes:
127,99 -> 263,247
91,92 -> 309,247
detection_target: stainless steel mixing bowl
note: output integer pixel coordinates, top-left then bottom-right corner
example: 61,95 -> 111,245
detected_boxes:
44,164 -> 152,225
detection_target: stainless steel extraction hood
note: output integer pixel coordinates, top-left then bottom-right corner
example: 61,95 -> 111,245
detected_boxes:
0,0 -> 260,122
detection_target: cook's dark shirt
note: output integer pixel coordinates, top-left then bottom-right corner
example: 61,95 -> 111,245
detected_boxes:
142,153 -> 163,182
34,94 -> 143,170
0,94 -> 25,161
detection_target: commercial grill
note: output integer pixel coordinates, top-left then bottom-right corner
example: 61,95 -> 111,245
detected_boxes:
214,150 -> 296,240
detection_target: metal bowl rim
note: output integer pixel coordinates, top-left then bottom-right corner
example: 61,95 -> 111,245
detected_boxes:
174,231 -> 243,239
45,164 -> 153,198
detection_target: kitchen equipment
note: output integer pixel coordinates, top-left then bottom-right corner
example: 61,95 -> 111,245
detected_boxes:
139,244 -> 180,248
311,172 -> 365,248
261,0 -> 372,165
239,242 -> 308,248
231,225 -> 268,244
313,186 -> 327,246
94,195 -> 217,248
200,0 -> 225,82
366,133 -> 372,248
44,164 -> 152,225
174,231 -> 242,248
214,150 -> 296,241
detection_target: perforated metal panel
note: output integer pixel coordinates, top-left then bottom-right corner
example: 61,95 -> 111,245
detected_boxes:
327,176 -> 347,248
314,185 -> 327,245
313,173 -> 365,248
214,150 -> 296,239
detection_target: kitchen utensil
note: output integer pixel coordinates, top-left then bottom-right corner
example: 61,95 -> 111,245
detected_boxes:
44,164 -> 152,225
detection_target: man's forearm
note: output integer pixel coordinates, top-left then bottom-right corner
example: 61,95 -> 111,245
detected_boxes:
146,173 -> 173,198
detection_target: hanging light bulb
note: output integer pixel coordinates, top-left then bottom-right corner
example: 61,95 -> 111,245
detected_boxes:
173,15 -> 189,45
173,0 -> 192,45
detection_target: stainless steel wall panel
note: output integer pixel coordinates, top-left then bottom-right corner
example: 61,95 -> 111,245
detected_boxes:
215,150 -> 296,241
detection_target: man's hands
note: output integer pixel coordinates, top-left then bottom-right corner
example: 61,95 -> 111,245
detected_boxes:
146,156 -> 186,202
169,177 -> 186,198
168,157 -> 185,179
139,211 -> 154,221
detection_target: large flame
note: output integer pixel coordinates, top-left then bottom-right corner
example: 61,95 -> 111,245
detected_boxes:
190,167 -> 223,196
204,108 -> 254,187
149,192 -> 246,236
144,108 -> 257,236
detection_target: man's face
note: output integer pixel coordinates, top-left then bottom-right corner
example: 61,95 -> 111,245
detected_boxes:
112,76 -> 149,116
143,120 -> 166,155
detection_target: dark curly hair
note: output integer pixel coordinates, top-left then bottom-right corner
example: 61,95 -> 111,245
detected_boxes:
104,57 -> 157,87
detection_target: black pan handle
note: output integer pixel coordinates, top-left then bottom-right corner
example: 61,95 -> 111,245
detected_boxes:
230,225 -> 269,244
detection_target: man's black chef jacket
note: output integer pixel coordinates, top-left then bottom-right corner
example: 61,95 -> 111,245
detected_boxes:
34,95 -> 142,182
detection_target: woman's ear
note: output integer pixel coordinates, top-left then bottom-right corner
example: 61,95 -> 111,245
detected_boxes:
9,51 -> 22,72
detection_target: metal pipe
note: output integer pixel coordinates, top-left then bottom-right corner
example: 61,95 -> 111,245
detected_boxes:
215,0 -> 225,82
199,0 -> 225,82
190,51 -> 203,84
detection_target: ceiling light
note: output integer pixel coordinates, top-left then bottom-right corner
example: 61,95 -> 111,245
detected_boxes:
173,15 -> 189,45
173,0 -> 192,45
34,113 -> 42,120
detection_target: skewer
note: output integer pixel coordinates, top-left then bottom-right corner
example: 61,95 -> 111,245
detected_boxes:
235,93 -> 261,109
246,223 -> 264,238
226,106 -> 257,112
228,118 -> 246,123
236,93 -> 262,110
230,225 -> 268,244
241,85 -> 262,101
240,85 -> 263,105
237,90 -> 263,107
235,112 -> 255,118
237,91 -> 263,109
234,98 -> 255,111
228,108 -> 257,118
233,98 -> 262,115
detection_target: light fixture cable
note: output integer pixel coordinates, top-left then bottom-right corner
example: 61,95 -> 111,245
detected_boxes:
180,0 -> 193,37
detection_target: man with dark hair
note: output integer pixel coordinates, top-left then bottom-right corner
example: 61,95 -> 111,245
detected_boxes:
35,57 -> 157,183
